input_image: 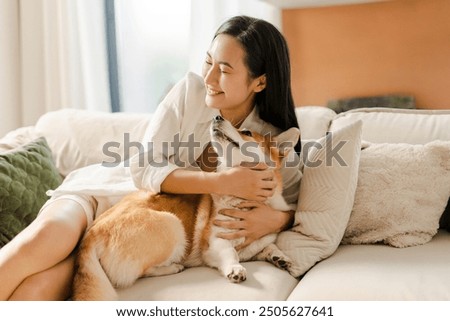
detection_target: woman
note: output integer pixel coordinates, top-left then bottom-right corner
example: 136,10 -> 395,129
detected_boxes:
0,15 -> 302,300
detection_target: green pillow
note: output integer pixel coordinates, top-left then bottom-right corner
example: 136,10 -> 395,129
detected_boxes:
0,137 -> 62,247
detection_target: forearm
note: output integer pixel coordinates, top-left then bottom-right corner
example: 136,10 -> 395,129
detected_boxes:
161,169 -> 221,194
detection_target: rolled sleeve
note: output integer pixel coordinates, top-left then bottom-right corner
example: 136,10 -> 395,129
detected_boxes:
130,72 -> 208,193
130,78 -> 185,193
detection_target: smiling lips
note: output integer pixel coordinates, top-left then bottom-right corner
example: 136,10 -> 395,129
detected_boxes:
207,87 -> 223,96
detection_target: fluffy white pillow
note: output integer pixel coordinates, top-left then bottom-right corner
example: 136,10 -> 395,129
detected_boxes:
342,140 -> 450,248
276,120 -> 362,278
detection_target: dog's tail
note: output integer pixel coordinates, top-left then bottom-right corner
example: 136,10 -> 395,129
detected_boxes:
72,238 -> 117,301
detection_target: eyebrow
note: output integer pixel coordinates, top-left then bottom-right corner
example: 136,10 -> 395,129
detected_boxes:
206,52 -> 234,69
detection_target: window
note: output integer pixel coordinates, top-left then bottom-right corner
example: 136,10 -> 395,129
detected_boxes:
105,0 -> 280,113
111,0 -> 190,113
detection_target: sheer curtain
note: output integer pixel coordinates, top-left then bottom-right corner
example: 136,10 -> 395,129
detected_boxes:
188,0 -> 281,74
0,0 -> 110,137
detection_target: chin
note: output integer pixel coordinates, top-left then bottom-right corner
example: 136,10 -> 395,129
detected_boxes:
205,97 -> 223,110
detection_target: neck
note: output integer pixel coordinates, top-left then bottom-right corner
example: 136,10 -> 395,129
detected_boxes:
220,106 -> 253,128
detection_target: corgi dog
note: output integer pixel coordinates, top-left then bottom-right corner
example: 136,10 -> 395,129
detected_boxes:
72,115 -> 300,300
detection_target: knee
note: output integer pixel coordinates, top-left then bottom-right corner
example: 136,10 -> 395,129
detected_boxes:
38,203 -> 88,237
31,205 -> 87,243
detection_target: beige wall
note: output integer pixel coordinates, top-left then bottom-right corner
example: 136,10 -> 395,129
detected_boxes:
283,0 -> 450,109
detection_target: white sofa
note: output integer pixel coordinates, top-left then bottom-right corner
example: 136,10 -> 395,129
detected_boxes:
1,106 -> 449,300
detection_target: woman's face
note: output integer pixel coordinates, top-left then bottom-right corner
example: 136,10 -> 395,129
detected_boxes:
202,34 -> 265,120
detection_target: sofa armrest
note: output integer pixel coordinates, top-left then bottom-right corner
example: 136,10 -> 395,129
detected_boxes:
0,126 -> 38,153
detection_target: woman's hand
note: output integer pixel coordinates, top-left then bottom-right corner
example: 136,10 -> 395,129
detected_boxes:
214,201 -> 294,250
216,163 -> 277,201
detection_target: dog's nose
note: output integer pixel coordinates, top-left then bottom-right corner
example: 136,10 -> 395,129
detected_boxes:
213,115 -> 224,122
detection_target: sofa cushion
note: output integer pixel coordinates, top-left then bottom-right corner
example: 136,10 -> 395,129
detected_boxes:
35,109 -> 151,176
288,230 -> 450,300
342,141 -> 450,248
276,120 -> 362,278
0,137 -> 62,247
295,106 -> 336,140
117,261 -> 298,300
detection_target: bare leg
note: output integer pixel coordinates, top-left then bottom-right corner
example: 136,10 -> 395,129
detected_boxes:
9,254 -> 76,300
0,199 -> 88,300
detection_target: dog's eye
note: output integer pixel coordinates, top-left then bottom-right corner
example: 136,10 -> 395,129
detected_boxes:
240,129 -> 252,137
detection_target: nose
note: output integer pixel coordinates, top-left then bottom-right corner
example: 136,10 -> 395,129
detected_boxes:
203,63 -> 218,86
214,115 -> 224,122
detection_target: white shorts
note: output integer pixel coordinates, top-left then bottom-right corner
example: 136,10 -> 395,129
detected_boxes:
39,194 -> 98,227
39,193 -> 126,228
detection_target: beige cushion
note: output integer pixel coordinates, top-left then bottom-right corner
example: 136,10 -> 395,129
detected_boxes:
288,230 -> 450,300
34,109 -> 150,176
295,106 -> 336,140
117,262 -> 298,301
276,120 -> 362,278
342,140 -> 450,248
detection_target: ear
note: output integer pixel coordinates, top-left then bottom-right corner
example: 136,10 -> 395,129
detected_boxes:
274,127 -> 300,156
253,74 -> 266,93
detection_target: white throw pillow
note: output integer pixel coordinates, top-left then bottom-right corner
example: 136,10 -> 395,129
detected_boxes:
342,140 -> 450,248
276,120 -> 362,278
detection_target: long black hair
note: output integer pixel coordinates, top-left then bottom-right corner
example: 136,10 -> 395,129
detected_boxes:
214,15 -> 301,153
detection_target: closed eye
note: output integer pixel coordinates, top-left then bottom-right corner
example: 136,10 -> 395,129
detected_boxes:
240,129 -> 252,137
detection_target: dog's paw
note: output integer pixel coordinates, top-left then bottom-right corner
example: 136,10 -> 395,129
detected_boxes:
225,265 -> 247,283
171,263 -> 185,274
270,255 -> 292,271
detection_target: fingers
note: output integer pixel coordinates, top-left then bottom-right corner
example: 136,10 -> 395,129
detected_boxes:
236,201 -> 261,209
214,218 -> 243,229
253,168 -> 276,198
261,179 -> 277,190
258,168 -> 274,179
217,209 -> 247,220
226,163 -> 277,201
240,161 -> 268,170
250,194 -> 271,202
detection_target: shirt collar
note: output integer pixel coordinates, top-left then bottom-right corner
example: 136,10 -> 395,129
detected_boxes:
198,104 -> 267,135
239,106 -> 266,133
198,105 -> 220,124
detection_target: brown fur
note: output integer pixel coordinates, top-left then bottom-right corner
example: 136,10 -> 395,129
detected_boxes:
73,192 -> 214,300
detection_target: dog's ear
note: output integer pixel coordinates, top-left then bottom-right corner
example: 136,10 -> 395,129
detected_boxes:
273,127 -> 300,156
